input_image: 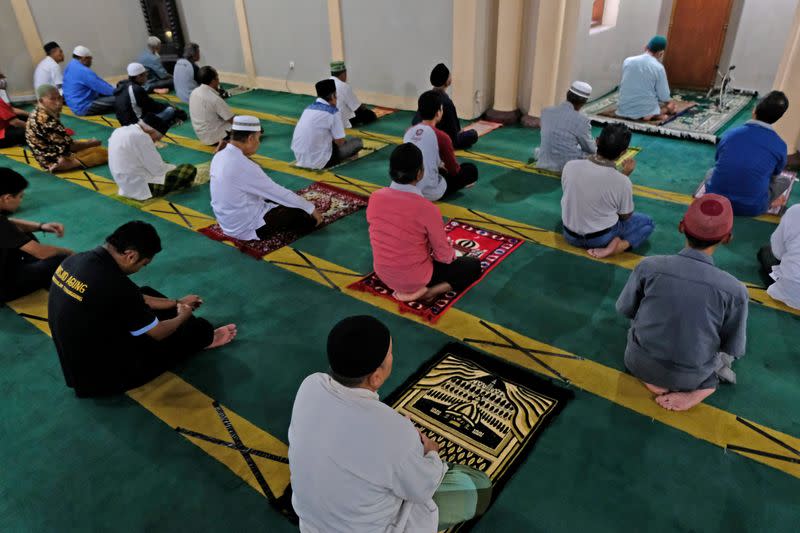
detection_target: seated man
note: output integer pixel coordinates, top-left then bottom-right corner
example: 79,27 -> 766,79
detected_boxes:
62,45 -> 116,116
291,79 -> 363,169
33,41 -> 64,93
174,43 -> 200,103
758,204 -> 800,309
289,315 -> 492,532
367,143 -> 481,302
329,61 -> 376,128
1,168 -> 72,302
109,113 -> 196,201
617,194 -> 748,411
405,91 -> 478,201
535,81 -> 596,173
413,63 -> 477,150
48,221 -> 236,398
189,66 -> 234,147
136,36 -> 173,92
25,85 -> 108,172
616,35 -> 677,121
0,91 -> 29,148
114,63 -> 185,128
561,123 -> 654,258
705,91 -> 791,216
210,115 -> 322,240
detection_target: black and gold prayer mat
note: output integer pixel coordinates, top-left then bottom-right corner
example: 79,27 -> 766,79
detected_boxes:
385,343 -> 572,529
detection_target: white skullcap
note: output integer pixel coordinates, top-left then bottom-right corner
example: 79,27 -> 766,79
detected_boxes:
127,62 -> 146,77
569,81 -> 592,99
147,36 -> 161,47
231,115 -> 262,132
73,45 -> 92,58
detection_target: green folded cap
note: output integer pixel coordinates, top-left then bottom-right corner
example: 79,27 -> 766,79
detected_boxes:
330,60 -> 346,73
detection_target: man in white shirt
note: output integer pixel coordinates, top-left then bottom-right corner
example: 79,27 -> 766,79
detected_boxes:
189,66 -> 234,146
329,61 -> 376,128
211,115 -> 323,240
33,41 -> 64,93
759,204 -> 800,309
288,315 -> 492,533
561,123 -> 654,258
108,113 -> 197,201
291,79 -> 363,169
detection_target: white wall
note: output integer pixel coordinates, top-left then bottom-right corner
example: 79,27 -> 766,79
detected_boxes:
28,0 -> 148,80
0,1 -> 32,98
340,0 -> 453,102
177,0 -> 244,74
245,0 -> 331,84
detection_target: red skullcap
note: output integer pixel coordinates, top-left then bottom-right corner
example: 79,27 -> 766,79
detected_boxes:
681,194 -> 734,241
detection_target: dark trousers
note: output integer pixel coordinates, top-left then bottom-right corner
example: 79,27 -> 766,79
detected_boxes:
256,206 -> 317,239
757,245 -> 780,286
325,137 -> 364,168
441,162 -> 479,198
144,78 -> 174,93
84,95 -> 117,115
428,257 -> 482,292
0,126 -> 26,148
0,253 -> 68,302
454,129 -> 479,150
349,106 -> 378,127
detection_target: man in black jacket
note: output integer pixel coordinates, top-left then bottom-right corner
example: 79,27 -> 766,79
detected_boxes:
114,63 -> 186,129
413,63 -> 478,150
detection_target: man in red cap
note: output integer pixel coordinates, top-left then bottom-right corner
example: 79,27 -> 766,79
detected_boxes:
616,194 -> 749,411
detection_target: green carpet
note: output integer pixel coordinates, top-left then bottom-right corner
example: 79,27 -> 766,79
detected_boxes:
1,88 -> 798,532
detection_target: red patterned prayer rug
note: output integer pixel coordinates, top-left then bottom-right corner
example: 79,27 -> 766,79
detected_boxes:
349,220 -> 524,322
198,182 -> 367,259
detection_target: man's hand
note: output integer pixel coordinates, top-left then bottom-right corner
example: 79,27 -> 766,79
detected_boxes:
665,101 -> 678,115
311,209 -> 324,227
176,302 -> 194,318
418,428 -> 440,455
40,222 -> 65,237
179,294 -> 204,310
621,158 -> 636,176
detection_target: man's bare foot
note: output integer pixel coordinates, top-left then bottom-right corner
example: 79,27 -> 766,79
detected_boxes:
419,282 -> 453,304
587,237 -> 630,259
643,381 -> 669,395
205,324 -> 237,349
154,88 -> 170,95
655,388 -> 715,411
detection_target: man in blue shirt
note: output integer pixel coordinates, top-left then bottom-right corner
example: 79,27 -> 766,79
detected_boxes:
706,91 -> 790,216
617,35 -> 677,121
136,36 -> 173,93
62,45 -> 115,116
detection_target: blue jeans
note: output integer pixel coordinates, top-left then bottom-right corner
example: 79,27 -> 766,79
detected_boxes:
156,106 -> 177,123
563,212 -> 655,250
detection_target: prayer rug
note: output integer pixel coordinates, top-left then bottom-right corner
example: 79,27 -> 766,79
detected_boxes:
463,120 -> 503,137
596,99 -> 698,124
583,88 -> 754,143
225,85 -> 254,97
348,220 -> 524,322
371,106 -> 397,119
198,182 -> 367,259
529,146 -> 641,177
385,342 -> 572,532
694,169 -> 797,216
291,138 -> 388,170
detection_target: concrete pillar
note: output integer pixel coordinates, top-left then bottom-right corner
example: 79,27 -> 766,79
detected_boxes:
485,0 -> 524,124
327,0 -> 345,62
522,0 -> 580,127
773,0 -> 800,154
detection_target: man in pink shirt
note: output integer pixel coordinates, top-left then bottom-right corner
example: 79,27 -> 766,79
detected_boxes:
367,143 -> 481,301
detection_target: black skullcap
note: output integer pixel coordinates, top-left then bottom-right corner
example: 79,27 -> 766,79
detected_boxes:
327,315 -> 391,378
142,113 -> 169,136
430,63 -> 450,87
315,79 -> 336,99
389,143 -> 423,183
43,41 -> 60,55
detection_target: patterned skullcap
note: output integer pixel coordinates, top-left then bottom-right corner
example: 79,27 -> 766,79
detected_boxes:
330,60 -> 346,74
681,194 -> 733,241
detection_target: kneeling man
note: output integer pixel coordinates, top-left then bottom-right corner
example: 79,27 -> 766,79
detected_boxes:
617,35 -> 677,121
535,81 -> 596,173
48,221 -> 237,397
289,315 -> 492,532
617,195 -> 748,411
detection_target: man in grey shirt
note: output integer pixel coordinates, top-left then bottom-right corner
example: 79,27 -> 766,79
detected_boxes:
535,81 -> 596,173
616,194 -> 748,411
174,43 -> 200,103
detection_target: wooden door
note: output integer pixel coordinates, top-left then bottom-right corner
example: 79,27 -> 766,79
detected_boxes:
663,0 -> 734,90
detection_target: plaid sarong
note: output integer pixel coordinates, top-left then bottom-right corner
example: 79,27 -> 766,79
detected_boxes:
149,164 -> 197,197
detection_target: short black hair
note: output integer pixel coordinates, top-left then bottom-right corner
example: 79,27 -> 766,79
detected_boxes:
685,233 -> 722,250
389,143 -> 423,184
43,41 -> 60,55
755,90 -> 789,124
0,168 -> 29,196
328,368 -> 370,388
417,90 -> 443,121
105,221 -> 162,259
596,123 -> 632,160
183,42 -> 199,60
198,66 -> 218,86
566,90 -> 588,106
230,129 -> 261,143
